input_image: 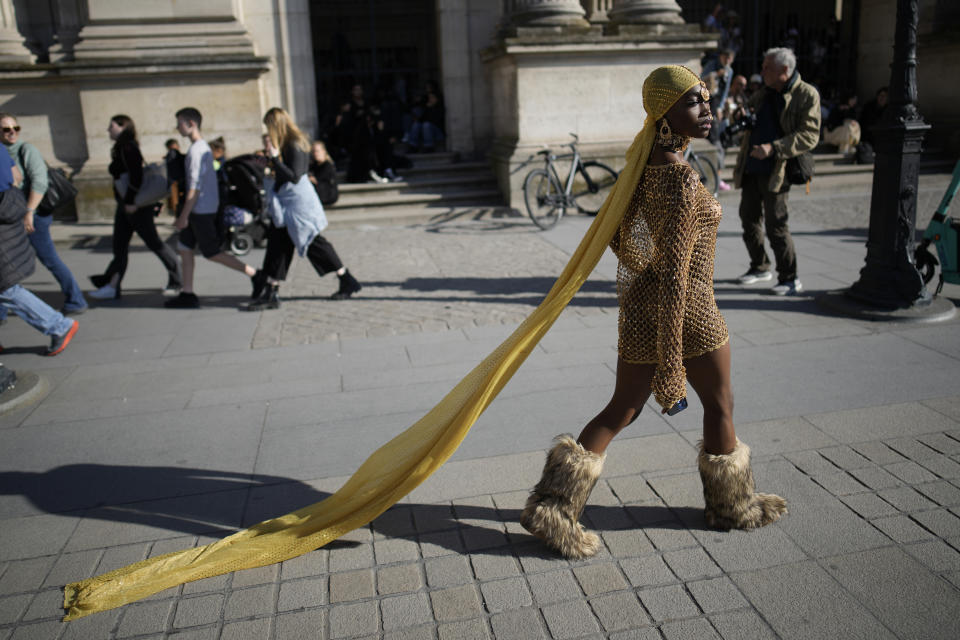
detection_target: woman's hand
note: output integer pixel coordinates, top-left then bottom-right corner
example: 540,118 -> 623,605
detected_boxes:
265,138 -> 280,158
174,215 -> 189,230
124,203 -> 137,214
23,210 -> 35,233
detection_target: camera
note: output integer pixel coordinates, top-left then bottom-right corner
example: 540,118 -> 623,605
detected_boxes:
721,112 -> 757,148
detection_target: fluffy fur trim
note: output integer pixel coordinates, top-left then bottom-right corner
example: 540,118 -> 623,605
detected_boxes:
520,434 -> 605,559
697,439 -> 787,530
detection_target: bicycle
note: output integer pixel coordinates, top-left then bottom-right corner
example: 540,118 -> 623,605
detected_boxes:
522,133 -> 619,230
684,145 -> 720,197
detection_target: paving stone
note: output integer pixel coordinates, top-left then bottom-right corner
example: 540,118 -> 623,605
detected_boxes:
918,454 -> 960,479
732,560 -> 894,640
660,617 -> 721,640
783,450 -> 839,477
115,600 -> 175,638
812,471 -> 869,496
329,601 -> 379,639
526,569 -> 582,605
838,492 -> 899,519
619,553 -> 678,587
462,528 -> 510,552
438,617 -> 492,640
515,542 -> 569,573
328,543 -> 374,572
182,573 -> 230,596
377,563 -> 423,595
637,584 -> 700,621
903,539 -> 960,572
572,562 -> 628,596
172,593 -> 223,628
382,623 -> 436,640
42,549 -> 101,587
884,461 -> 940,484
21,588 -> 60,621
277,576 -> 326,611
872,515 -> 936,542
644,527 -> 698,551
274,609 -> 327,640
329,569 -> 375,603
911,509 -> 960,538
425,554 -> 473,588
221,617 -> 272,640
224,583 -> 277,620
166,626 -> 218,639
541,599 -> 602,639
0,594 -> 30,625
585,505 -> 635,531
686,577 -> 748,614
917,432 -> 960,455
878,486 -> 938,512
602,529 -> 654,558
817,446 -> 871,470
824,546 -> 960,640
373,506 -> 416,537
916,481 -> 960,506
807,403 -> 955,444
0,558 -> 54,595
280,551 -> 327,580
59,608 -> 121,640
607,477 -> 659,504
663,548 -> 723,581
412,503 -> 457,534
851,441 -> 908,465
608,628 -> 662,640
480,576 -> 532,612
848,466 -> 903,490
589,591 -> 649,632
231,564 -> 278,588
374,538 -> 420,564
709,610 -> 777,640
430,585 -> 482,622
419,530 -> 465,557
380,593 -> 432,631
489,607 -> 547,640
698,524 -> 808,572
885,436 -> 944,461
95,543 -> 151,575
471,553 -> 520,580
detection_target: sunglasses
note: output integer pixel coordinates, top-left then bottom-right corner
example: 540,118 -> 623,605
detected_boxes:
2,126 -> 20,133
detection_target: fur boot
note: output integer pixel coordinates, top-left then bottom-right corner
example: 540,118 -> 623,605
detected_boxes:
697,439 -> 787,530
520,434 -> 605,559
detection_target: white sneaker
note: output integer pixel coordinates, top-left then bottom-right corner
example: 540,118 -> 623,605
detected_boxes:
88,284 -> 117,299
368,170 -> 389,184
737,269 -> 774,285
771,279 -> 803,296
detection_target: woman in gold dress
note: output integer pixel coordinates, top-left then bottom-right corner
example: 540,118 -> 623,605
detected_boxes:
521,65 -> 787,559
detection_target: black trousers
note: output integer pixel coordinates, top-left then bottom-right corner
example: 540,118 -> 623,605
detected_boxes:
738,173 -> 797,282
104,204 -> 182,286
262,226 -> 344,282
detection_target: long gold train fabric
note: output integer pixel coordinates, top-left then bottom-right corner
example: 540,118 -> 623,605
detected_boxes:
63,125 -> 657,621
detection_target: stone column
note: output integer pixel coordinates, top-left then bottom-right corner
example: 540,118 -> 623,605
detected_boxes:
507,0 -> 589,27
580,0 -> 613,23
0,0 -> 32,62
49,0 -> 85,61
608,0 -> 684,24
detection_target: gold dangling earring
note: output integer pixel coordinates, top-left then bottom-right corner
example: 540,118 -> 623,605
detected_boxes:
656,118 -> 690,152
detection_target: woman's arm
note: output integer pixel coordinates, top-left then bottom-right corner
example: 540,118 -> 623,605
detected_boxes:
121,142 -> 144,205
651,167 -> 701,410
272,144 -> 309,185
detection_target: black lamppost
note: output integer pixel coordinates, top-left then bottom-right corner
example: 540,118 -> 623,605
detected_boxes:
820,0 -> 954,321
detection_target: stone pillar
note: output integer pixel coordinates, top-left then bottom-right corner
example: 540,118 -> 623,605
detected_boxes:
0,0 -> 32,62
581,0 -> 613,23
608,0 -> 684,24
507,0 -> 589,27
48,0 -> 85,62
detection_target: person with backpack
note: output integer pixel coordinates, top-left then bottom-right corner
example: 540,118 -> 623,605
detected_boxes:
242,107 -> 361,311
1,112 -> 87,316
89,115 -> 183,300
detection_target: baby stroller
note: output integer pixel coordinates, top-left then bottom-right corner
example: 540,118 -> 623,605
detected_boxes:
219,154 -> 271,256
915,159 -> 960,295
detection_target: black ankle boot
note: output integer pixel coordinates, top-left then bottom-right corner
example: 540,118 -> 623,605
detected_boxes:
240,283 -> 280,311
250,269 -> 268,300
330,270 -> 362,300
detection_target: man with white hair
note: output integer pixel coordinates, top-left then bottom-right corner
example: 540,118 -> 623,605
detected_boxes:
733,47 -> 820,295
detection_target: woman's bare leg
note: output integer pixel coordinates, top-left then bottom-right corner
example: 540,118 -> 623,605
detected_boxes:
684,342 -> 736,455
577,358 -> 656,454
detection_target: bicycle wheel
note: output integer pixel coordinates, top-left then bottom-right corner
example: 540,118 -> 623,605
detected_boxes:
523,168 -> 564,230
689,153 -> 719,197
572,161 -> 618,216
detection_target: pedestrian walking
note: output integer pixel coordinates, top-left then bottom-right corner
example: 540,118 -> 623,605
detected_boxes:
242,107 -> 361,311
520,66 -> 787,559
0,149 -> 78,356
1,113 -> 87,316
733,47 -> 821,296
89,115 -> 182,300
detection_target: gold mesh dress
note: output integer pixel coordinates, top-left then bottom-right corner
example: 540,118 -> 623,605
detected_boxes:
612,162 -> 729,409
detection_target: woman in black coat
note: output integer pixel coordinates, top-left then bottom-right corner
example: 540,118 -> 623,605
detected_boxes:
89,115 -> 182,300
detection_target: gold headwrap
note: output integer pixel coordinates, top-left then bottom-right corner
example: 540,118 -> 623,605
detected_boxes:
62,65 -> 707,620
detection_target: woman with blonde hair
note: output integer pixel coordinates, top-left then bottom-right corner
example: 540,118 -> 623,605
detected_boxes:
244,107 -> 360,310
520,65 -> 787,559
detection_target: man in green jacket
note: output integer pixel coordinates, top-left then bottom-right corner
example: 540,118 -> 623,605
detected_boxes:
733,47 -> 821,296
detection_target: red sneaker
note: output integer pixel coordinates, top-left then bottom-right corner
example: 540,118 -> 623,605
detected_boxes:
46,320 -> 78,356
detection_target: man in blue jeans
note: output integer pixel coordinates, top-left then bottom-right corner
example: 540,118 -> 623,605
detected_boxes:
1,112 -> 87,317
0,152 -> 78,356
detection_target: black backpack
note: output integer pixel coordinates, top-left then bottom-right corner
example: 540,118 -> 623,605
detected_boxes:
221,155 -> 267,215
